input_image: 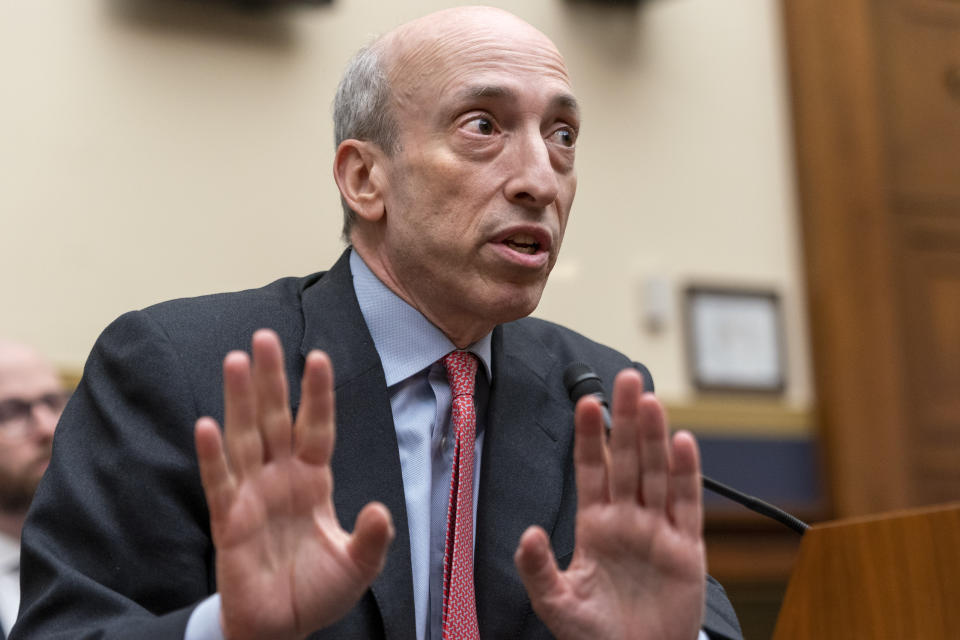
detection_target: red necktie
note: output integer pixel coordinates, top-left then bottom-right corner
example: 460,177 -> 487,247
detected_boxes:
441,350 -> 481,640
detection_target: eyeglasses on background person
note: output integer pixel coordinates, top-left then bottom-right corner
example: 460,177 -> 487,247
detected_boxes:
0,391 -> 71,437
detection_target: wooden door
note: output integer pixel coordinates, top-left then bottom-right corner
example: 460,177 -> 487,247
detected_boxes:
782,0 -> 960,517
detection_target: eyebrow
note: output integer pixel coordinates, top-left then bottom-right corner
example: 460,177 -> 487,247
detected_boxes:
460,85 -> 581,118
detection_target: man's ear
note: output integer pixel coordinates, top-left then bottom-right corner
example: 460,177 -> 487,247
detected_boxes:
333,140 -> 387,223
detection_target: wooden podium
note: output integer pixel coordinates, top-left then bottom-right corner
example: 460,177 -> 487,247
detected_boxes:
772,502 -> 960,639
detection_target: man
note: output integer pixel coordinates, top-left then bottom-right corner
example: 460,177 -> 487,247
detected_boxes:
0,340 -> 66,639
14,7 -> 742,640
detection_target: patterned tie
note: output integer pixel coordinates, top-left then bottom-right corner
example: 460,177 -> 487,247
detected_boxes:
441,350 -> 481,640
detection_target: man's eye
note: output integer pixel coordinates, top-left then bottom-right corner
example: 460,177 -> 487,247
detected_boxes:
551,128 -> 576,147
0,400 -> 29,423
465,117 -> 495,135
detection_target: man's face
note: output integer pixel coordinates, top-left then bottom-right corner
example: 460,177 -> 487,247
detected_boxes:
0,346 -> 63,513
369,11 -> 579,345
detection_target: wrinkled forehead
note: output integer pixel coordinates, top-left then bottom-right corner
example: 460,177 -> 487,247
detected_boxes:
383,11 -> 572,105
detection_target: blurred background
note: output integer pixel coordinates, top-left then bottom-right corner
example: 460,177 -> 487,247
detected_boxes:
2,1 -> 958,636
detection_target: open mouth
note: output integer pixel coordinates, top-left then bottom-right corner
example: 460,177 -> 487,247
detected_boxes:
503,233 -> 541,255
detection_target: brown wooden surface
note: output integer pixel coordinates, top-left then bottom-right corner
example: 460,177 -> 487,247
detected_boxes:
781,0 -> 909,517
705,514 -> 805,583
773,503 -> 960,639
705,512 -> 808,640
782,0 -> 960,517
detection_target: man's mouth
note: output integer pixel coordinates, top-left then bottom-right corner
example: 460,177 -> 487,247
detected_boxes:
503,233 -> 541,255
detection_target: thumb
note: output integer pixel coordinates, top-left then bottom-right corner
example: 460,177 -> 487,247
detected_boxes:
514,525 -> 563,604
348,501 -> 394,582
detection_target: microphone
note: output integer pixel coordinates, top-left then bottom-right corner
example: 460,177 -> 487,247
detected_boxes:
563,362 -> 809,534
562,364 -> 613,428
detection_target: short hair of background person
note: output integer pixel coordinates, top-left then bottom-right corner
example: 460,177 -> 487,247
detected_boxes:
0,339 -> 66,540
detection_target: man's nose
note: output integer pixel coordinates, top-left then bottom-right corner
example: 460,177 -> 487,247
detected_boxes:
504,129 -> 561,207
30,403 -> 59,440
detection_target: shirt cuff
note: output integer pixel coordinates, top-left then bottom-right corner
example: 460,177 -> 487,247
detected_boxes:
184,593 -> 225,640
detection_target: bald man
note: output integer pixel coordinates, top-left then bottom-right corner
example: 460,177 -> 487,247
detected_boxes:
0,340 -> 66,638
15,8 -> 742,640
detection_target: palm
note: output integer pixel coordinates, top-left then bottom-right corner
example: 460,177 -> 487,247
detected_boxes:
516,369 -> 705,640
195,330 -> 393,640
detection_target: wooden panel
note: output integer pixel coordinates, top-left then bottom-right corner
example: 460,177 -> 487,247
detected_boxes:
773,504 -> 960,640
899,219 -> 960,430
665,400 -> 811,436
914,443 -> 960,491
783,0 -> 960,517
880,0 -> 960,505
915,470 -> 960,504
781,0 -> 912,516
876,0 -> 960,203
705,523 -> 802,583
895,217 -> 960,504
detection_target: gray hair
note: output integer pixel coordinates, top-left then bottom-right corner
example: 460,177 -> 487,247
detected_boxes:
333,41 -> 399,240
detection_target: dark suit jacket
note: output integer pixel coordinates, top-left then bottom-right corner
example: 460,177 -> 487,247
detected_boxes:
14,251 -> 742,640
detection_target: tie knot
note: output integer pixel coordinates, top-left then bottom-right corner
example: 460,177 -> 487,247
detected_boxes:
443,350 -> 478,398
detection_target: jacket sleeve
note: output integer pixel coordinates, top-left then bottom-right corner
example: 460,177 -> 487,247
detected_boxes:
703,575 -> 744,640
13,310 -> 217,640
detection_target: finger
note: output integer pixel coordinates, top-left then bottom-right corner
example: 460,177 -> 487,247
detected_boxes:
347,502 -> 395,583
638,392 -> 671,512
573,396 -> 608,508
195,417 -> 235,532
514,526 -> 564,606
252,329 -> 293,462
222,350 -> 263,478
609,369 -> 643,503
295,350 -> 336,466
670,430 -> 703,537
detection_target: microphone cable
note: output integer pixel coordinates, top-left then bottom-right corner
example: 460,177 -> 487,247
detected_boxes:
563,362 -> 809,534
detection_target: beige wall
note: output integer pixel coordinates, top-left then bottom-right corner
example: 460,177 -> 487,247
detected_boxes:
0,0 -> 811,408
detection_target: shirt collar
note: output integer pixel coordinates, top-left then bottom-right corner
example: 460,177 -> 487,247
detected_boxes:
349,249 -> 492,387
0,532 -> 18,571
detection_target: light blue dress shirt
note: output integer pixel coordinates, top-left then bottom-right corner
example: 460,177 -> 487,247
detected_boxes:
349,250 -> 492,640
185,250 -> 708,640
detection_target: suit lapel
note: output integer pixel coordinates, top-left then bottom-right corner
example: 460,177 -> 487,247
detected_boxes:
474,323 -> 577,638
299,250 -> 416,640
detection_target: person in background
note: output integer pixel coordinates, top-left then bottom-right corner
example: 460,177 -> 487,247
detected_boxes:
0,339 -> 67,639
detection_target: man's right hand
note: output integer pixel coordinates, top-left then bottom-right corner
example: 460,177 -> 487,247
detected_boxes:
194,329 -> 394,640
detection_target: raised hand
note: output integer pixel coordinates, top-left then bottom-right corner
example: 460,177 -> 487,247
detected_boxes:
514,368 -> 706,640
194,329 -> 395,640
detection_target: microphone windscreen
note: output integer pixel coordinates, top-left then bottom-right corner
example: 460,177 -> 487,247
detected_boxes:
562,362 -> 605,404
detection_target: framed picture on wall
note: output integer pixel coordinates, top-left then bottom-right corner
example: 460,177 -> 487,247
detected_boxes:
684,286 -> 786,393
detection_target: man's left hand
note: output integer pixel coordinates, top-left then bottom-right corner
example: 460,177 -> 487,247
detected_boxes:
514,368 -> 706,640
